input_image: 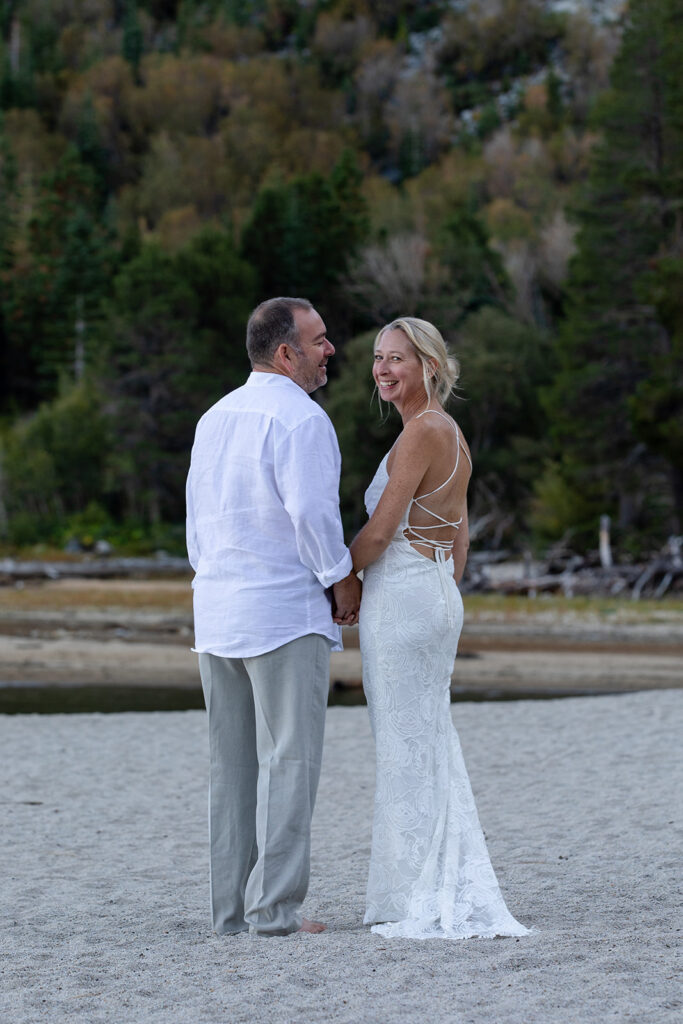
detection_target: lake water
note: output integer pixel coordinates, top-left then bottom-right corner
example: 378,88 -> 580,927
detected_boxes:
0,680 -> 613,714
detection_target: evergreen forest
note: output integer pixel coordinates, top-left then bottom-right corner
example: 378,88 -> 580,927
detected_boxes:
0,0 -> 681,558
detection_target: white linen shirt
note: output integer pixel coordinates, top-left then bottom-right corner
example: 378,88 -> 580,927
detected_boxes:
186,372 -> 352,657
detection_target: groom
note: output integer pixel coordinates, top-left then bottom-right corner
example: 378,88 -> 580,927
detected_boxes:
186,297 -> 360,936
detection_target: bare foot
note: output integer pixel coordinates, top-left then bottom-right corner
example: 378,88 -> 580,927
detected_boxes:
298,918 -> 327,934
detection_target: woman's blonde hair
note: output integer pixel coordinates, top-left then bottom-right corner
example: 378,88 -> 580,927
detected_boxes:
375,317 -> 460,405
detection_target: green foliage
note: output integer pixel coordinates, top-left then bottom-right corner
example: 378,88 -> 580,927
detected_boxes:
59,502 -> 187,555
0,0 -> 663,554
0,113 -> 17,268
543,0 -> 683,545
0,376 -> 110,542
432,208 -> 510,324
629,256 -> 683,511
74,92 -> 109,198
241,150 -> 368,309
456,308 -> 552,455
216,0 -> 253,28
476,102 -> 502,140
122,2 -> 145,77
438,0 -> 563,111
0,117 -> 16,412
530,458 -> 597,545
101,228 -> 255,523
1,146 -> 117,408
546,70 -> 564,125
454,307 -> 554,538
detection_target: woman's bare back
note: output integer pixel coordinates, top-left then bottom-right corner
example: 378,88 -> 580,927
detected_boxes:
387,409 -> 472,560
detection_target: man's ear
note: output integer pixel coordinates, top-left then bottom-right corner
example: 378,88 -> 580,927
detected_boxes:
272,343 -> 294,375
273,343 -> 287,365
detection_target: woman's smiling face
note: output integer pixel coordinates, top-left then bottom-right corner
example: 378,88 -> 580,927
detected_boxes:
372,328 -> 425,406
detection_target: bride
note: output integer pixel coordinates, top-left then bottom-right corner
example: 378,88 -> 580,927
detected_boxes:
350,317 -> 529,940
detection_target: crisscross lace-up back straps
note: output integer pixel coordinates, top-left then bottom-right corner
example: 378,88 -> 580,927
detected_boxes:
402,410 -> 472,626
405,409 -> 472,553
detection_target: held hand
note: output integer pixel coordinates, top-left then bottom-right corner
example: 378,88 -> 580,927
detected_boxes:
332,571 -> 362,626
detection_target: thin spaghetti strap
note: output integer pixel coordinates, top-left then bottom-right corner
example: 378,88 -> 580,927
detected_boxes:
414,409 -> 455,428
458,423 -> 473,470
415,409 -> 471,467
404,410 -> 471,552
414,451 -> 459,501
413,413 -> 460,501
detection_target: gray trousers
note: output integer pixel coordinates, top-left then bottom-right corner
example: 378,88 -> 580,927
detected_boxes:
198,634 -> 330,936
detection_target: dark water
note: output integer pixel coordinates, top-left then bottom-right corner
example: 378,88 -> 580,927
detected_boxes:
0,681 -> 610,714
0,684 -> 207,715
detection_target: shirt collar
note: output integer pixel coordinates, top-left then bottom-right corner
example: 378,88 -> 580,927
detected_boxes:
246,371 -> 306,393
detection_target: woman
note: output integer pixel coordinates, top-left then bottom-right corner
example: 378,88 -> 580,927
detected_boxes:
350,317 -> 529,941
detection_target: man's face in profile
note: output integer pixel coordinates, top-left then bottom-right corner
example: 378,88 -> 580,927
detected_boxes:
288,307 -> 335,393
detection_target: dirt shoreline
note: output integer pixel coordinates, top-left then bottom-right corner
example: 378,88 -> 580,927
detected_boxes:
0,578 -> 681,697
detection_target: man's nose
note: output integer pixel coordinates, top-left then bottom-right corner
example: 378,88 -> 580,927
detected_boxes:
324,339 -> 335,356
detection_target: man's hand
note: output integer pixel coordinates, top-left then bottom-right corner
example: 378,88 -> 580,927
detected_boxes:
332,571 -> 361,626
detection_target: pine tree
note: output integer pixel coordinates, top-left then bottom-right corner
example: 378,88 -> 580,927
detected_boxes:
0,113 -> 16,270
542,0 -> 683,547
240,151 -> 368,312
122,1 -> 144,80
0,113 -> 17,411
1,147 -> 116,406
101,230 -> 255,523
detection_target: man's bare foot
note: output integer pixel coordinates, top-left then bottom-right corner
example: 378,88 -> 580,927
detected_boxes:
298,918 -> 326,934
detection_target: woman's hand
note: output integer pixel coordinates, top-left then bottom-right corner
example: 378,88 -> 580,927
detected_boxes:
332,571 -> 362,625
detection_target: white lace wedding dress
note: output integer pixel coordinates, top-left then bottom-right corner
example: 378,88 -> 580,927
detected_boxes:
359,449 -> 530,940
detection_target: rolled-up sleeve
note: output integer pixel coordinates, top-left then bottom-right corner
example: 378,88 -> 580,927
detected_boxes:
275,413 -> 352,588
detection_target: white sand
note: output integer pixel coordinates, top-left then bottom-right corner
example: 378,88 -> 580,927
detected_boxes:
1,691 -> 681,1024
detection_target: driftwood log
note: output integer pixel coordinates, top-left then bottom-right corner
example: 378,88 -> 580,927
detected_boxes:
462,537 -> 683,599
1,538 -> 682,600
0,556 -> 191,584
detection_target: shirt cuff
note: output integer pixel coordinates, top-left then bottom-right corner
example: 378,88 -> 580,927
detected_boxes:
314,550 -> 353,589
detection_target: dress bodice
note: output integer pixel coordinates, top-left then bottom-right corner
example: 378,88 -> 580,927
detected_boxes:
364,455 -> 406,542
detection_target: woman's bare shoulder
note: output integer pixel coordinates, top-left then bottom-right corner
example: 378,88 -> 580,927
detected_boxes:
404,409 -> 453,437
392,414 -> 441,457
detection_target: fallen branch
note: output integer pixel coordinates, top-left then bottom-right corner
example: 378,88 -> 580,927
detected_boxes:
0,556 -> 191,584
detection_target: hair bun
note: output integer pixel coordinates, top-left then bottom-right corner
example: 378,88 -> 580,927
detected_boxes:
446,355 -> 460,387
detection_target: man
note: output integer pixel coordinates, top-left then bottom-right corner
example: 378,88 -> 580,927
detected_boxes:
186,297 -> 361,937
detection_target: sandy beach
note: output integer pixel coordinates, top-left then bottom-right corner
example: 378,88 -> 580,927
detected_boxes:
1,689 -> 681,1023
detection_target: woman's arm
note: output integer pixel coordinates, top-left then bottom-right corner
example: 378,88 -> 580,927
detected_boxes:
451,506 -> 469,585
349,422 -> 433,573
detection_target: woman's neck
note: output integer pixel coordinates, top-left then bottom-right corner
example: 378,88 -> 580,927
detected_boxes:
397,392 -> 440,425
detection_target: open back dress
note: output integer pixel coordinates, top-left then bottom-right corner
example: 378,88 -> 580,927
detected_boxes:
359,412 -> 529,940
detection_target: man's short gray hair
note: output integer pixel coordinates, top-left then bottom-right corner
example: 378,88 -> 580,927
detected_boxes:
246,297 -> 313,367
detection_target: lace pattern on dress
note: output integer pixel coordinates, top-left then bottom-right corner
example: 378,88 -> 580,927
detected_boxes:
359,455 -> 530,940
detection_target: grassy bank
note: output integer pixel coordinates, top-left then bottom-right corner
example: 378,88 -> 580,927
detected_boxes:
1,579 -> 682,623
